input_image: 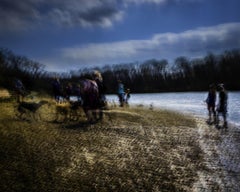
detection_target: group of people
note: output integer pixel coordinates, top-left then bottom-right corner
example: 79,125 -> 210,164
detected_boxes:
206,83 -> 228,128
51,71 -> 107,122
13,75 -> 229,127
52,77 -> 82,103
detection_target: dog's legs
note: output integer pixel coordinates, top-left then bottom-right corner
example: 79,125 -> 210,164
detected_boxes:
35,111 -> 42,121
19,111 -> 28,121
16,112 -> 22,120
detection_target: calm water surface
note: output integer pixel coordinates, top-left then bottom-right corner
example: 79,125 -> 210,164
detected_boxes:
107,92 -> 240,126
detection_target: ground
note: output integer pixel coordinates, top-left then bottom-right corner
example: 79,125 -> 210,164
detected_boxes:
193,117 -> 240,191
0,94 -> 240,191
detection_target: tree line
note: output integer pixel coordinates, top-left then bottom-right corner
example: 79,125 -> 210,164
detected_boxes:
0,47 -> 240,95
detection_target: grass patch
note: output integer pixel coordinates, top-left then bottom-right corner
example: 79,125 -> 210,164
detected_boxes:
0,100 -> 205,191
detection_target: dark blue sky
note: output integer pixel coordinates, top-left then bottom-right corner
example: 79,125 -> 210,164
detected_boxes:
0,0 -> 240,72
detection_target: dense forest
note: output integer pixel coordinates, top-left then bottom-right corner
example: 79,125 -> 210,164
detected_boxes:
0,48 -> 240,94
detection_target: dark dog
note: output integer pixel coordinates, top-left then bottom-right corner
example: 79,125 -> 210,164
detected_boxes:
16,100 -> 48,120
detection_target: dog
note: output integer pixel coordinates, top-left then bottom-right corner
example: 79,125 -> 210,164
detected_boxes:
16,100 -> 48,120
55,101 -> 84,122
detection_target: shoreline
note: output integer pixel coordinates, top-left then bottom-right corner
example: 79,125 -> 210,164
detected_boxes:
193,116 -> 240,191
120,104 -> 240,191
107,91 -> 240,127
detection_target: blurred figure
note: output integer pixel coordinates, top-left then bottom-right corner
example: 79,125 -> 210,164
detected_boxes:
125,88 -> 131,106
117,80 -> 125,107
79,79 -> 100,123
65,83 -> 73,101
74,84 -> 82,103
52,77 -> 62,103
93,70 -> 106,119
205,84 -> 216,124
93,71 -> 106,105
14,78 -> 26,102
216,84 -> 228,128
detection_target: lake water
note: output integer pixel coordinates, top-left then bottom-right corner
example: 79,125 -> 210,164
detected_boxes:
106,92 -> 240,126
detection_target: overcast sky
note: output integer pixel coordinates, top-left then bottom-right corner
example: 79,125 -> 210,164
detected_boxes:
1,0 -> 240,72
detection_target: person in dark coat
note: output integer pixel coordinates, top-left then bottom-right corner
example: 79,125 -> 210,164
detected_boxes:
14,78 -> 26,102
93,71 -> 106,105
93,70 -> 106,119
216,84 -> 228,128
65,83 -> 73,101
52,77 -> 62,103
205,84 -> 216,124
125,88 -> 131,106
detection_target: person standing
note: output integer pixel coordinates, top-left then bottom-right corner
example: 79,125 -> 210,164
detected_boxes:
14,78 -> 25,102
52,77 -> 62,103
216,84 -> 228,128
93,71 -> 106,105
117,80 -> 125,107
93,70 -> 106,119
65,83 -> 73,101
125,88 -> 131,106
205,84 -> 216,124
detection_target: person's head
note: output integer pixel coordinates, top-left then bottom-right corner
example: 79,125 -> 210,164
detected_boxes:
209,84 -> 216,91
217,83 -> 225,91
93,70 -> 102,81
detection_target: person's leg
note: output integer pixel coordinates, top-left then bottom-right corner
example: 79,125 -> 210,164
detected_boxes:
119,94 -> 124,107
213,108 -> 217,124
208,105 -> 214,123
208,106 -> 212,122
216,111 -> 220,127
84,107 -> 92,122
223,112 -> 228,128
17,94 -> 20,103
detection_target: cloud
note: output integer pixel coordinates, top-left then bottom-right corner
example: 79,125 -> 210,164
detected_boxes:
152,22 -> 240,55
0,0 -> 124,32
47,1 -> 124,28
0,0 -> 41,32
122,0 -> 202,5
0,0 -> 204,33
123,0 -> 167,4
59,22 -> 240,68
